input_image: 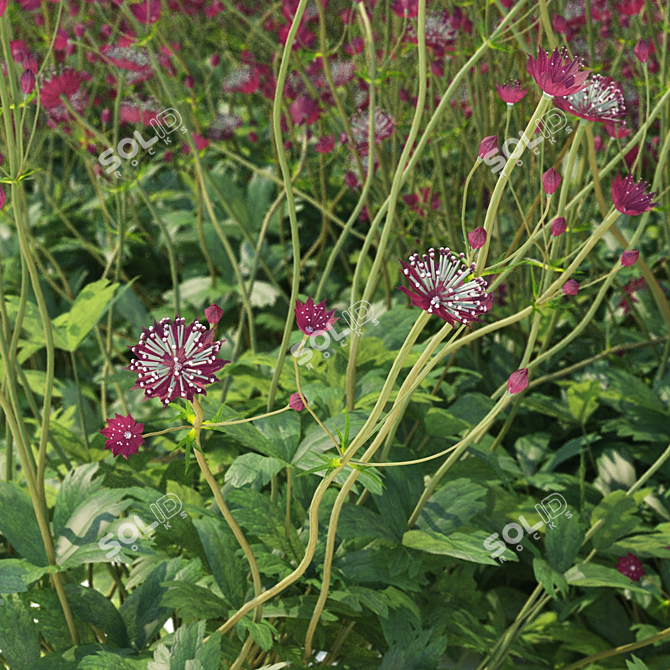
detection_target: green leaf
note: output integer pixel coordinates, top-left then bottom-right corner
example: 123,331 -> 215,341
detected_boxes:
159,581 -> 228,620
626,655 -> 650,670
423,408 -> 468,438
52,278 -> 119,351
415,478 -> 487,536
224,453 -> 284,488
0,594 -> 41,669
514,433 -> 551,477
0,559 -> 50,594
64,584 -> 130,647
192,516 -> 245,609
402,529 -> 505,565
447,393 -> 496,426
590,491 -> 640,550
336,504 -> 398,543
236,618 -> 275,652
147,620 -> 221,670
77,651 -> 149,669
0,481 -> 48,566
533,558 -> 568,600
545,513 -> 585,573
562,380 -> 601,424
606,532 -> 670,559
522,393 -> 576,424
52,463 -> 104,540
564,563 -> 648,593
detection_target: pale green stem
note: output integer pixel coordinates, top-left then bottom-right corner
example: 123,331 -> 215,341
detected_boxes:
461,162 -> 480,250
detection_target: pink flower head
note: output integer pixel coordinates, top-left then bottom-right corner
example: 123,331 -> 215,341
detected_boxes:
616,553 -> 644,581
295,296 -> 338,336
562,279 -> 580,295
620,250 -> 639,266
634,39 -> 650,64
130,0 -> 161,23
0,0 -> 6,18
550,217 -> 567,236
495,80 -> 528,105
0,185 -> 5,210
554,75 -> 626,124
314,135 -> 335,154
100,414 -> 144,460
397,247 -> 491,325
611,173 -> 658,216
468,227 -> 487,250
552,15 -> 568,34
619,0 -> 644,15
350,107 -> 395,147
542,168 -> 561,195
391,0 -> 419,19
20,70 -> 36,95
205,304 -> 223,325
507,368 -> 529,395
605,122 -> 631,140
478,135 -> 498,160
210,54 -> 221,67
39,69 -> 81,109
222,64 -> 261,94
208,112 -> 242,141
407,11 -> 457,54
290,95 -> 320,126
289,392 -> 307,411
526,47 -> 591,97
126,316 -> 230,408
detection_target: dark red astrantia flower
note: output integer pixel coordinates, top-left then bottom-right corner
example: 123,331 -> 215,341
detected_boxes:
495,80 -> 528,105
100,414 -> 144,459
130,0 -> 161,23
295,296 -> 338,336
39,69 -> 81,108
616,553 -> 644,581
611,173 -> 658,216
126,316 -> 230,407
397,247 -> 490,325
554,75 -> 626,124
526,47 -> 590,97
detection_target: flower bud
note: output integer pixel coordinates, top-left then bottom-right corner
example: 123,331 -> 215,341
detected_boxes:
507,369 -> 529,395
468,226 -> 487,249
562,279 -> 580,295
478,135 -> 498,160
550,216 -> 567,236
620,249 -> 639,266
20,69 -> 35,95
542,167 -> 561,195
205,304 -> 223,325
634,39 -> 649,64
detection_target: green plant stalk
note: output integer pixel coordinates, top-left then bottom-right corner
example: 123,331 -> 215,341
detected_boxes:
345,0 -> 428,410
631,64 -> 650,176
461,162 -> 480,249
264,0 -> 311,412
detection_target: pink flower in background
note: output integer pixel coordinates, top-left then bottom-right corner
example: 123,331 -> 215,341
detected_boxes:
542,168 -> 562,195
126,315 -> 230,407
552,15 -> 568,33
593,135 -> 604,151
184,75 -> 194,89
562,279 -> 580,295
315,135 -> 335,154
20,70 -> 36,95
290,95 -> 320,126
616,553 -> 644,581
39,69 -> 81,108
0,185 -> 6,210
222,64 -> 261,94
478,135 -> 498,159
407,11 -> 458,54
344,37 -> 365,56
182,133 -> 210,153
618,0 -> 644,15
634,39 -> 649,64
403,187 -> 441,216
391,0 -> 419,19
54,29 -> 69,51
208,113 -> 242,141
605,122 -> 631,139
23,54 -> 38,76
397,247 -> 491,325
526,47 -> 590,97
507,369 -> 529,395
101,108 -> 112,123
620,250 -> 639,266
205,304 -> 223,325
554,75 -> 626,124
295,296 -> 338,335
119,103 -> 160,125
350,107 -> 395,146
0,0 -> 7,17
619,278 -> 646,315
550,217 -> 567,236
289,392 -> 307,411
495,80 -> 528,105
130,0 -> 161,24
100,414 -> 144,460
468,227 -> 487,249
611,173 -> 657,215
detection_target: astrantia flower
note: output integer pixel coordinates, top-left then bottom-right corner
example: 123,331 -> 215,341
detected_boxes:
289,392 -> 307,411
605,122 -> 631,139
542,168 -> 561,195
130,0 -> 161,23
507,369 -> 528,395
478,135 -> 498,160
619,0 -> 644,16
295,296 -> 338,335
290,95 -> 320,126
397,247 -> 490,325
611,173 -> 658,216
468,227 -> 487,250
314,135 -> 335,154
208,113 -> 242,141
620,250 -> 639,266
554,75 -> 626,124
616,553 -> 644,581
126,316 -> 230,407
100,414 -> 144,460
222,64 -> 261,94
550,217 -> 567,236
526,47 -> 590,97
562,279 -> 579,295
39,69 -> 81,108
552,15 -> 568,34
634,39 -> 649,64
495,80 -> 528,105
351,108 -> 395,146
391,0 -> 419,19
407,11 -> 457,54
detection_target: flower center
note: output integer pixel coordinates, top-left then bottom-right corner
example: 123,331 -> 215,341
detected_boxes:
174,362 -> 183,374
123,431 -> 132,440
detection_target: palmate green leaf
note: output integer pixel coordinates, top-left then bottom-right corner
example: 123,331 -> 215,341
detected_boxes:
402,529 -> 505,565
590,490 -> 640,550
224,453 -> 284,488
605,532 -> 670,558
147,621 -> 221,670
159,581 -> 228,620
0,559 -> 51,594
564,563 -> 648,593
0,594 -> 41,670
560,379 -> 601,424
0,481 -> 49,566
236,617 -> 276,652
545,512 -> 585,573
626,655 -> 651,670
52,463 -> 104,540
533,558 -> 569,600
336,503 -> 398,543
51,278 -> 119,351
77,651 -> 149,669
253,410 -> 301,462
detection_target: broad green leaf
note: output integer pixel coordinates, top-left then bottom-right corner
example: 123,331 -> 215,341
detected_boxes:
0,481 -> 48,566
52,278 -> 119,351
147,621 -> 221,670
236,618 -> 275,652
522,393 -> 576,424
562,380 -> 601,424
247,173 -> 274,231
415,478 -> 487,536
626,655 -> 650,670
336,504 -> 398,543
53,463 -> 104,540
590,491 -> 640,550
447,393 -> 496,426
564,563 -> 648,593
159,581 -> 228,620
224,453 -> 284,488
606,533 -> 670,558
424,408 -> 468,438
533,558 -> 568,600
545,513 -> 585,573
402,529 -> 505,565
0,594 -> 41,669
0,559 -> 50,593
77,651 -> 149,669
253,411 -> 301,462
3,296 -> 69,350
515,433 -> 551,476
540,433 -> 600,473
